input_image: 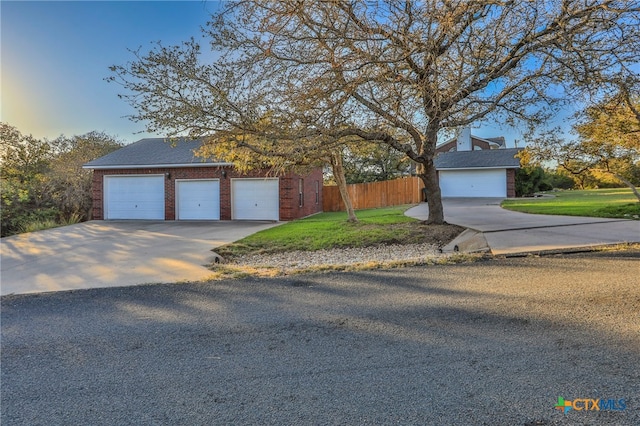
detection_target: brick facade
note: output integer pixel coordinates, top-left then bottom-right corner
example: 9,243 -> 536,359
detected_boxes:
433,136 -> 518,197
91,167 -> 323,221
435,137 -> 493,154
277,168 -> 324,221
506,168 -> 516,198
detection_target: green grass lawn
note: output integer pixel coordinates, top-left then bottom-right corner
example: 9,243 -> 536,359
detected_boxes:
215,205 -> 463,258
501,188 -> 640,219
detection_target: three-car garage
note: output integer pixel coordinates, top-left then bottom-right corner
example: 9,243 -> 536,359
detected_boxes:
103,175 -> 278,221
84,138 -> 324,222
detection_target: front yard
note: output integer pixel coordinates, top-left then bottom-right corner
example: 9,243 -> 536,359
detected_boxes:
215,206 -> 463,258
211,206 -> 467,278
501,188 -> 640,219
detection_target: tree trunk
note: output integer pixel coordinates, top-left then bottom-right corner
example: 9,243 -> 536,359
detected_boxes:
417,160 -> 445,224
417,124 -> 445,224
330,151 -> 358,222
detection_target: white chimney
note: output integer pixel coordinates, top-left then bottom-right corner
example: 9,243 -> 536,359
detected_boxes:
456,127 -> 472,151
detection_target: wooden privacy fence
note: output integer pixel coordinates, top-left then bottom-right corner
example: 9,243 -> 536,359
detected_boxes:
323,176 -> 425,212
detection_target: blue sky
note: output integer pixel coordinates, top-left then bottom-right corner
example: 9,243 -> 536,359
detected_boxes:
2,1 -> 220,144
1,1 -> 570,146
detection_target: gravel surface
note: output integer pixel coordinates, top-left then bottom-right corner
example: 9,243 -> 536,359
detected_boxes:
230,243 -> 443,271
2,250 -> 639,425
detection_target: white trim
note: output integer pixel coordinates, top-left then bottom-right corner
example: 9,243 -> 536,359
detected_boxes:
175,178 -> 221,182
437,166 -> 517,171
83,163 -> 233,170
435,134 -> 504,149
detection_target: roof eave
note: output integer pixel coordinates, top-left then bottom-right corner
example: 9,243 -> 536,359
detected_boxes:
436,165 -> 520,170
82,162 -> 234,170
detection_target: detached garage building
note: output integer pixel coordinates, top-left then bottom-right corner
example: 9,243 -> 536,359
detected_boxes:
434,148 -> 522,198
83,138 -> 323,221
431,128 -> 522,198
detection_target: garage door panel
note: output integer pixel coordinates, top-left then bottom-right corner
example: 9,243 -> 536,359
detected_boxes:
232,179 -> 279,220
177,180 -> 220,220
439,169 -> 506,197
105,176 -> 165,220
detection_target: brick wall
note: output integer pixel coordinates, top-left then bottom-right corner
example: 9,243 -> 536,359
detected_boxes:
506,168 -> 516,198
435,140 -> 456,154
435,137 -> 492,154
472,139 -> 492,150
279,168 -> 324,220
91,166 -> 323,221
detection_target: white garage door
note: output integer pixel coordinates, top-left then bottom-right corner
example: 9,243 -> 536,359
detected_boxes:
439,169 -> 507,197
176,180 -> 220,220
232,179 -> 279,220
104,175 -> 165,219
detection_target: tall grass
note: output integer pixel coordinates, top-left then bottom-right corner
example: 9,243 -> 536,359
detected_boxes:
18,212 -> 84,234
19,219 -> 60,234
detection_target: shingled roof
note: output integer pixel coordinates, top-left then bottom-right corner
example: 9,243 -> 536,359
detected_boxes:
435,148 -> 522,169
83,138 -> 231,169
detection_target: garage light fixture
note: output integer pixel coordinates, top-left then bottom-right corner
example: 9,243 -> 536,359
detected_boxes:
165,172 -> 171,179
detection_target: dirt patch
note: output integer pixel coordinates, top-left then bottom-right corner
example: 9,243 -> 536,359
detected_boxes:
412,223 -> 466,246
369,222 -> 466,247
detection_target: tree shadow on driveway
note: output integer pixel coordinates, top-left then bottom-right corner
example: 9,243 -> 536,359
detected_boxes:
2,251 -> 639,425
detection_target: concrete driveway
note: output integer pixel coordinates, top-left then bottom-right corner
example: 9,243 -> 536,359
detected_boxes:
406,198 -> 640,255
0,221 -> 280,296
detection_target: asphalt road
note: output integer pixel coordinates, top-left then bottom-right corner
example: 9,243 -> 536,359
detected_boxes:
2,251 -> 639,425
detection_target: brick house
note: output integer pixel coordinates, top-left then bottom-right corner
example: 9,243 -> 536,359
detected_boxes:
83,138 -> 323,221
433,128 -> 522,198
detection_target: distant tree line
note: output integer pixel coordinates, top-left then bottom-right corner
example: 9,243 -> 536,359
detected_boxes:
523,88 -> 640,199
0,123 -> 122,237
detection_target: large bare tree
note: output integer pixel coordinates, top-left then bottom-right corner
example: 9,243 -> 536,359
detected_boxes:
110,0 -> 640,224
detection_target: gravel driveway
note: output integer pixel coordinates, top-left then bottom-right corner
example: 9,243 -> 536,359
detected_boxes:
2,250 -> 639,425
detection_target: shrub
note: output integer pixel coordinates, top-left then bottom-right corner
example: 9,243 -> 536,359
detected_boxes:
60,212 -> 83,226
545,171 -> 576,190
515,166 -> 548,197
20,219 -> 60,234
